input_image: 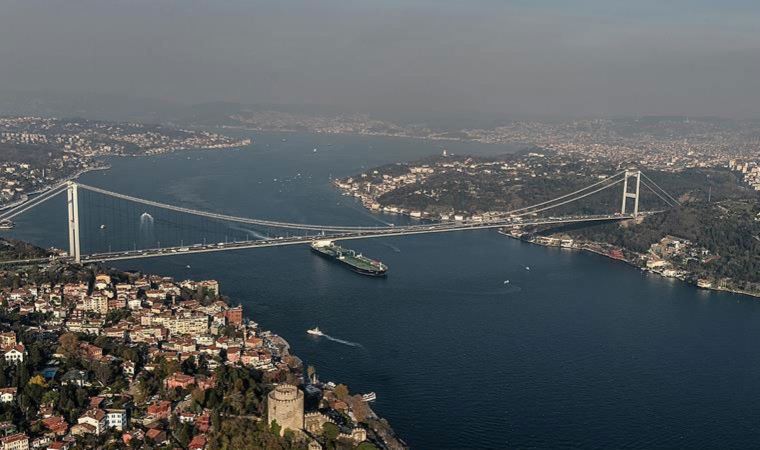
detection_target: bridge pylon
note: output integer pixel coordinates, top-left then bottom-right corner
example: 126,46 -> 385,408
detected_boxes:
620,169 -> 641,216
67,181 -> 81,262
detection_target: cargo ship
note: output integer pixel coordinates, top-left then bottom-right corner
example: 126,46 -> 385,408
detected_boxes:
310,240 -> 388,277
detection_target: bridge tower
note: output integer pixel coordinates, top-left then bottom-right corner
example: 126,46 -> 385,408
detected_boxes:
620,169 -> 641,216
67,182 -> 81,262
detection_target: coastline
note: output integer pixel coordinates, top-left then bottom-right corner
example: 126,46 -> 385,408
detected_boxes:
0,141 -> 249,212
217,124 -> 471,143
497,229 -> 760,300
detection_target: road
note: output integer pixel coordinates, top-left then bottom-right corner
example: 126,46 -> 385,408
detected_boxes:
78,213 -> 639,263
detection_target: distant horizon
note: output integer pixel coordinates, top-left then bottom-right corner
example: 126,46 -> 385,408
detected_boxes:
1,88 -> 760,126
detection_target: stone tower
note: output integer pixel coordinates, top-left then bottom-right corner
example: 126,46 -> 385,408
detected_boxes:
267,384 -> 304,435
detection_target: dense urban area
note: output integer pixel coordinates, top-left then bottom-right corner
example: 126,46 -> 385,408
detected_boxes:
0,257 -> 403,450
334,116 -> 760,297
222,111 -> 760,175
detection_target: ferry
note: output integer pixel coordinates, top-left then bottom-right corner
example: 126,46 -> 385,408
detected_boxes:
362,392 -> 377,402
0,220 -> 14,230
307,327 -> 324,336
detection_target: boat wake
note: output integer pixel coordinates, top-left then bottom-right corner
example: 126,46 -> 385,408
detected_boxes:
322,334 -> 363,348
227,225 -> 269,240
383,243 -> 401,253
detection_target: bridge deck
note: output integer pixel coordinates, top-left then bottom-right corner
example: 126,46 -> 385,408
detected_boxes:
79,214 -> 637,262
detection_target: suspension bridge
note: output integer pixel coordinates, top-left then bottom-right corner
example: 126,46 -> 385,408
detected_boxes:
0,168 -> 679,264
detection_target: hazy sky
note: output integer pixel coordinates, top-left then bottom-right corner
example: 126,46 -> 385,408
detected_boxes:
1,0 -> 759,118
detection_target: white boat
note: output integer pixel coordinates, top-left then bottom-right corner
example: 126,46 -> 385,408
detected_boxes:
307,327 -> 323,336
362,392 -> 377,402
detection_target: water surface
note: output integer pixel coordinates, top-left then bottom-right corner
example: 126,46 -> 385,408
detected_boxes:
7,132 -> 760,449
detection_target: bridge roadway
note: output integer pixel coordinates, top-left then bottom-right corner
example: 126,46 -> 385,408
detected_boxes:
79,213 -> 638,263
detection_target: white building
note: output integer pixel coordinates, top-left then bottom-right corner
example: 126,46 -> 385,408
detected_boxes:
3,345 -> 25,364
105,409 -> 128,431
0,387 -> 17,403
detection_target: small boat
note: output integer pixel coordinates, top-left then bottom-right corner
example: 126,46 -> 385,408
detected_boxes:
0,220 -> 14,230
307,327 -> 323,336
362,392 -> 377,402
525,266 -> 531,271
100,224 -> 106,230
503,280 -> 510,284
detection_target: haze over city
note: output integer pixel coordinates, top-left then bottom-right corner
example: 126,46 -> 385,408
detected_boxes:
2,0 -> 760,119
1,1 -> 760,450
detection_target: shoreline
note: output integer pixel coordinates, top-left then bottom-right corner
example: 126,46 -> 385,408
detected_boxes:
497,229 -> 760,300
0,141 -> 249,212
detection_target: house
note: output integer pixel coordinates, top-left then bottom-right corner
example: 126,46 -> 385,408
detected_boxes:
0,423 -> 16,436
121,430 -> 144,447
0,388 -> 16,403
146,400 -> 171,420
0,433 -> 29,450
61,369 -> 88,387
41,416 -> 68,436
77,409 -> 106,435
30,437 -> 51,450
94,274 -> 111,290
164,372 -> 194,390
145,428 -> 167,445
0,333 -> 16,348
46,442 -> 70,450
225,306 -> 243,325
188,434 -> 207,450
122,361 -> 136,377
70,424 -> 96,436
3,344 -> 25,364
78,343 -> 103,361
177,410 -> 196,424
105,409 -> 128,431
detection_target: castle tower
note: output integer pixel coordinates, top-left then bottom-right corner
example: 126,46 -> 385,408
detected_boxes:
267,384 -> 304,435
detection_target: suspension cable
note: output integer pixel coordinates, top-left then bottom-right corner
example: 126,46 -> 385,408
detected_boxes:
640,180 -> 676,207
640,172 -> 681,206
0,185 -> 67,222
495,170 -> 627,216
509,176 -> 624,218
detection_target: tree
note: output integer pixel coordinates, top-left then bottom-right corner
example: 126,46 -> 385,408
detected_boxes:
93,362 -> 115,386
334,384 -> 349,400
357,443 -> 379,450
270,419 -> 281,437
57,332 -> 80,358
322,422 -> 339,441
28,374 -> 46,387
176,422 -> 192,448
41,390 -> 59,405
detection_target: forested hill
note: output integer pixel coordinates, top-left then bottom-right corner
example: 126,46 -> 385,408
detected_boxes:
559,200 -> 760,285
0,238 -> 51,262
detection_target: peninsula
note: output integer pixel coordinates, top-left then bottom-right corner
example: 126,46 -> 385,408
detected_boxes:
0,246 -> 405,450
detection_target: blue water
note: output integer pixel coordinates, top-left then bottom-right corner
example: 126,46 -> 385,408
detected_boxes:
7,132 -> 760,449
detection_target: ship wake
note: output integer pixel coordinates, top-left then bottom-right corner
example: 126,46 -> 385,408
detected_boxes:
322,334 -> 363,348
